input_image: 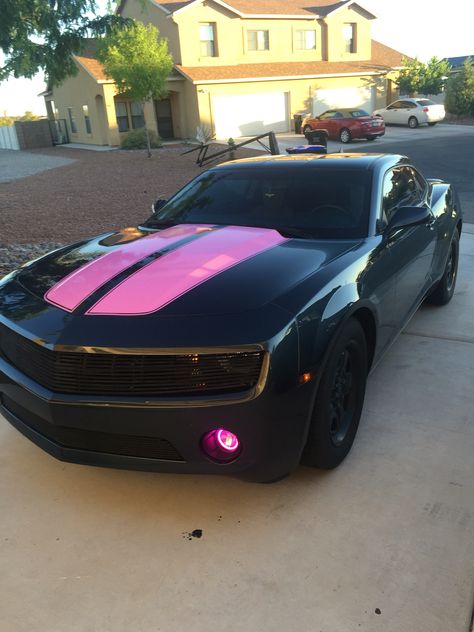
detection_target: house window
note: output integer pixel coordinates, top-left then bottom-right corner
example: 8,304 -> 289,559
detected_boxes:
131,102 -> 145,129
82,105 -> 92,134
200,23 -> 217,57
295,30 -> 316,50
115,102 -> 129,132
247,30 -> 269,51
67,107 -> 77,133
343,23 -> 356,53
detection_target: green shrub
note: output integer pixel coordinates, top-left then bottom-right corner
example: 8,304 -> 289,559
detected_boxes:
445,58 -> 474,116
120,128 -> 162,150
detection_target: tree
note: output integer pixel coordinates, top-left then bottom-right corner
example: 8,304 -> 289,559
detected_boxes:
0,0 -> 130,85
97,22 -> 173,157
444,58 -> 474,116
397,56 -> 451,96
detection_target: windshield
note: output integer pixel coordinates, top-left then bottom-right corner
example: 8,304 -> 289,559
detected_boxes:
146,167 -> 372,239
348,109 -> 369,117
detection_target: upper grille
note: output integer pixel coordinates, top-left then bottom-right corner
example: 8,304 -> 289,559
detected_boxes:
0,323 -> 264,397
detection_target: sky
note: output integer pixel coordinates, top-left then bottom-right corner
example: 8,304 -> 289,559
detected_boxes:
1,0 -> 474,116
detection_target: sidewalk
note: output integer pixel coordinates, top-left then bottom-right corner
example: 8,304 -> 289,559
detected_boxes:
0,231 -> 473,632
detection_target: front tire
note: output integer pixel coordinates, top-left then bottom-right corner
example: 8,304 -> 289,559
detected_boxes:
408,116 -> 419,128
303,319 -> 368,469
427,229 -> 460,305
365,136 -> 376,141
303,125 -> 312,135
428,122 -> 437,126
339,128 -> 352,143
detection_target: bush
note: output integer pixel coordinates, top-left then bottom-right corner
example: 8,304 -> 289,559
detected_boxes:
120,128 -> 162,150
445,58 -> 474,116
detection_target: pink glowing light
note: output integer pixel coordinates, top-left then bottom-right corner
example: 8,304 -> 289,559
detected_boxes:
216,429 -> 239,452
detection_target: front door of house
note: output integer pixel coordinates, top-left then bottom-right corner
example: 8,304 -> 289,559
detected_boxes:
155,99 -> 174,139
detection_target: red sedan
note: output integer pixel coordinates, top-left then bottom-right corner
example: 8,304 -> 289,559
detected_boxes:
302,108 -> 385,143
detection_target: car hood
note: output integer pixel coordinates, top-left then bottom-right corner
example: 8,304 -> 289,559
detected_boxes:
0,224 -> 360,347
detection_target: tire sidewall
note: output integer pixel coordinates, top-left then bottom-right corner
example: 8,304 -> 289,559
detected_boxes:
303,319 -> 368,469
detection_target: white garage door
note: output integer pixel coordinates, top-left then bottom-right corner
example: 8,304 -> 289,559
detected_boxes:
212,92 -> 289,139
313,86 -> 375,116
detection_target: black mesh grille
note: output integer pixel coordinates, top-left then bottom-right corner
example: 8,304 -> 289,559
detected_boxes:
0,323 -> 264,397
2,396 -> 184,461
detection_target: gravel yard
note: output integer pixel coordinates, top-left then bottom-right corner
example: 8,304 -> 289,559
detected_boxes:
0,144 -> 260,276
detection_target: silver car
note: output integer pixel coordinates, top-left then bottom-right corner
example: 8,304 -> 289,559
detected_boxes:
373,98 -> 445,128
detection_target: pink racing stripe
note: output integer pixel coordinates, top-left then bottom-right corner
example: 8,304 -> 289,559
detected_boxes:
87,226 -> 287,316
45,225 -> 215,312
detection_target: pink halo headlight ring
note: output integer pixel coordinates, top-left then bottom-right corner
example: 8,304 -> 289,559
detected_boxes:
216,429 -> 239,452
201,428 -> 241,462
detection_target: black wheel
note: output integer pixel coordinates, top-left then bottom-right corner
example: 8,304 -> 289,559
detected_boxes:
365,136 -> 376,141
427,229 -> 460,305
408,116 -> 418,129
303,319 -> 368,469
303,125 -> 312,135
339,128 -> 352,143
428,122 -> 437,126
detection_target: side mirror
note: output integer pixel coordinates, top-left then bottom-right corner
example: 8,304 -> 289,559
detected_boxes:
386,206 -> 431,232
152,198 -> 167,214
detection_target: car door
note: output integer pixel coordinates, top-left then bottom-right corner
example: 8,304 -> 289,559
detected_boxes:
383,100 -> 402,124
317,110 -> 338,138
380,166 -> 437,327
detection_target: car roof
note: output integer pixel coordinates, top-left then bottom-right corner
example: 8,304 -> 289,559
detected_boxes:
212,153 -> 409,172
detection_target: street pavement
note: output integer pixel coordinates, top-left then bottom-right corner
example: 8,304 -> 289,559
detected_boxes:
0,229 -> 473,630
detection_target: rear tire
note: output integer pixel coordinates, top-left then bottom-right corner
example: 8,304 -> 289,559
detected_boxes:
408,116 -> 419,128
303,319 -> 368,469
428,122 -> 437,126
427,229 -> 459,305
339,128 -> 352,143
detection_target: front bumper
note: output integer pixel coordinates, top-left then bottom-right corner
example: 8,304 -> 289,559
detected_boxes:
0,354 -> 315,482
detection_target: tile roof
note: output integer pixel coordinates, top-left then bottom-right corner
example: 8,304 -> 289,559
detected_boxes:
177,40 -> 405,82
153,0 -> 361,17
73,39 -> 404,84
74,40 -> 110,81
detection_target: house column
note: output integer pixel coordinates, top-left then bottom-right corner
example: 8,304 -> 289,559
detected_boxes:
102,84 -> 121,147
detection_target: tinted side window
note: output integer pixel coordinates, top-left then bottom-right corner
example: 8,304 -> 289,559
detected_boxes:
319,111 -> 335,119
400,100 -> 417,109
382,167 -> 422,223
387,101 -> 402,109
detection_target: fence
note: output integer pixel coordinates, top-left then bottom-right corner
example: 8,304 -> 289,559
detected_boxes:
0,125 -> 20,150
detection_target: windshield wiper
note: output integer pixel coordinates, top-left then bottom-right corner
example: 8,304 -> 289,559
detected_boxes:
277,226 -> 320,239
143,219 -> 179,229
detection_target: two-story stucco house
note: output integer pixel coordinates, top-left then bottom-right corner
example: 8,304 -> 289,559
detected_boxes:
43,0 -> 406,146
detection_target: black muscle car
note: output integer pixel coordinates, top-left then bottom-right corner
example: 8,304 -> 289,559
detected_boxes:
0,153 -> 462,482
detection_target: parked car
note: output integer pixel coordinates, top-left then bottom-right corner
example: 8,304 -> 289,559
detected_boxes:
0,154 -> 461,482
373,98 -> 446,128
302,108 -> 385,143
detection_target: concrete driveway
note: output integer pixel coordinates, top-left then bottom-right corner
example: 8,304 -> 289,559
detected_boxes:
0,149 -> 74,183
0,231 -> 473,631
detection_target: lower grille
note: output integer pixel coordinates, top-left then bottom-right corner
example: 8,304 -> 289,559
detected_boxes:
0,323 -> 264,397
2,396 -> 184,461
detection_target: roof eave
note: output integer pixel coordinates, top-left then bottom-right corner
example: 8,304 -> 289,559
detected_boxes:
189,70 -> 387,85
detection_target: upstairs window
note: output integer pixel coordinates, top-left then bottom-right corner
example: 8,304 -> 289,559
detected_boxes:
343,23 -> 357,53
200,23 -> 217,57
247,30 -> 269,51
295,30 -> 316,50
